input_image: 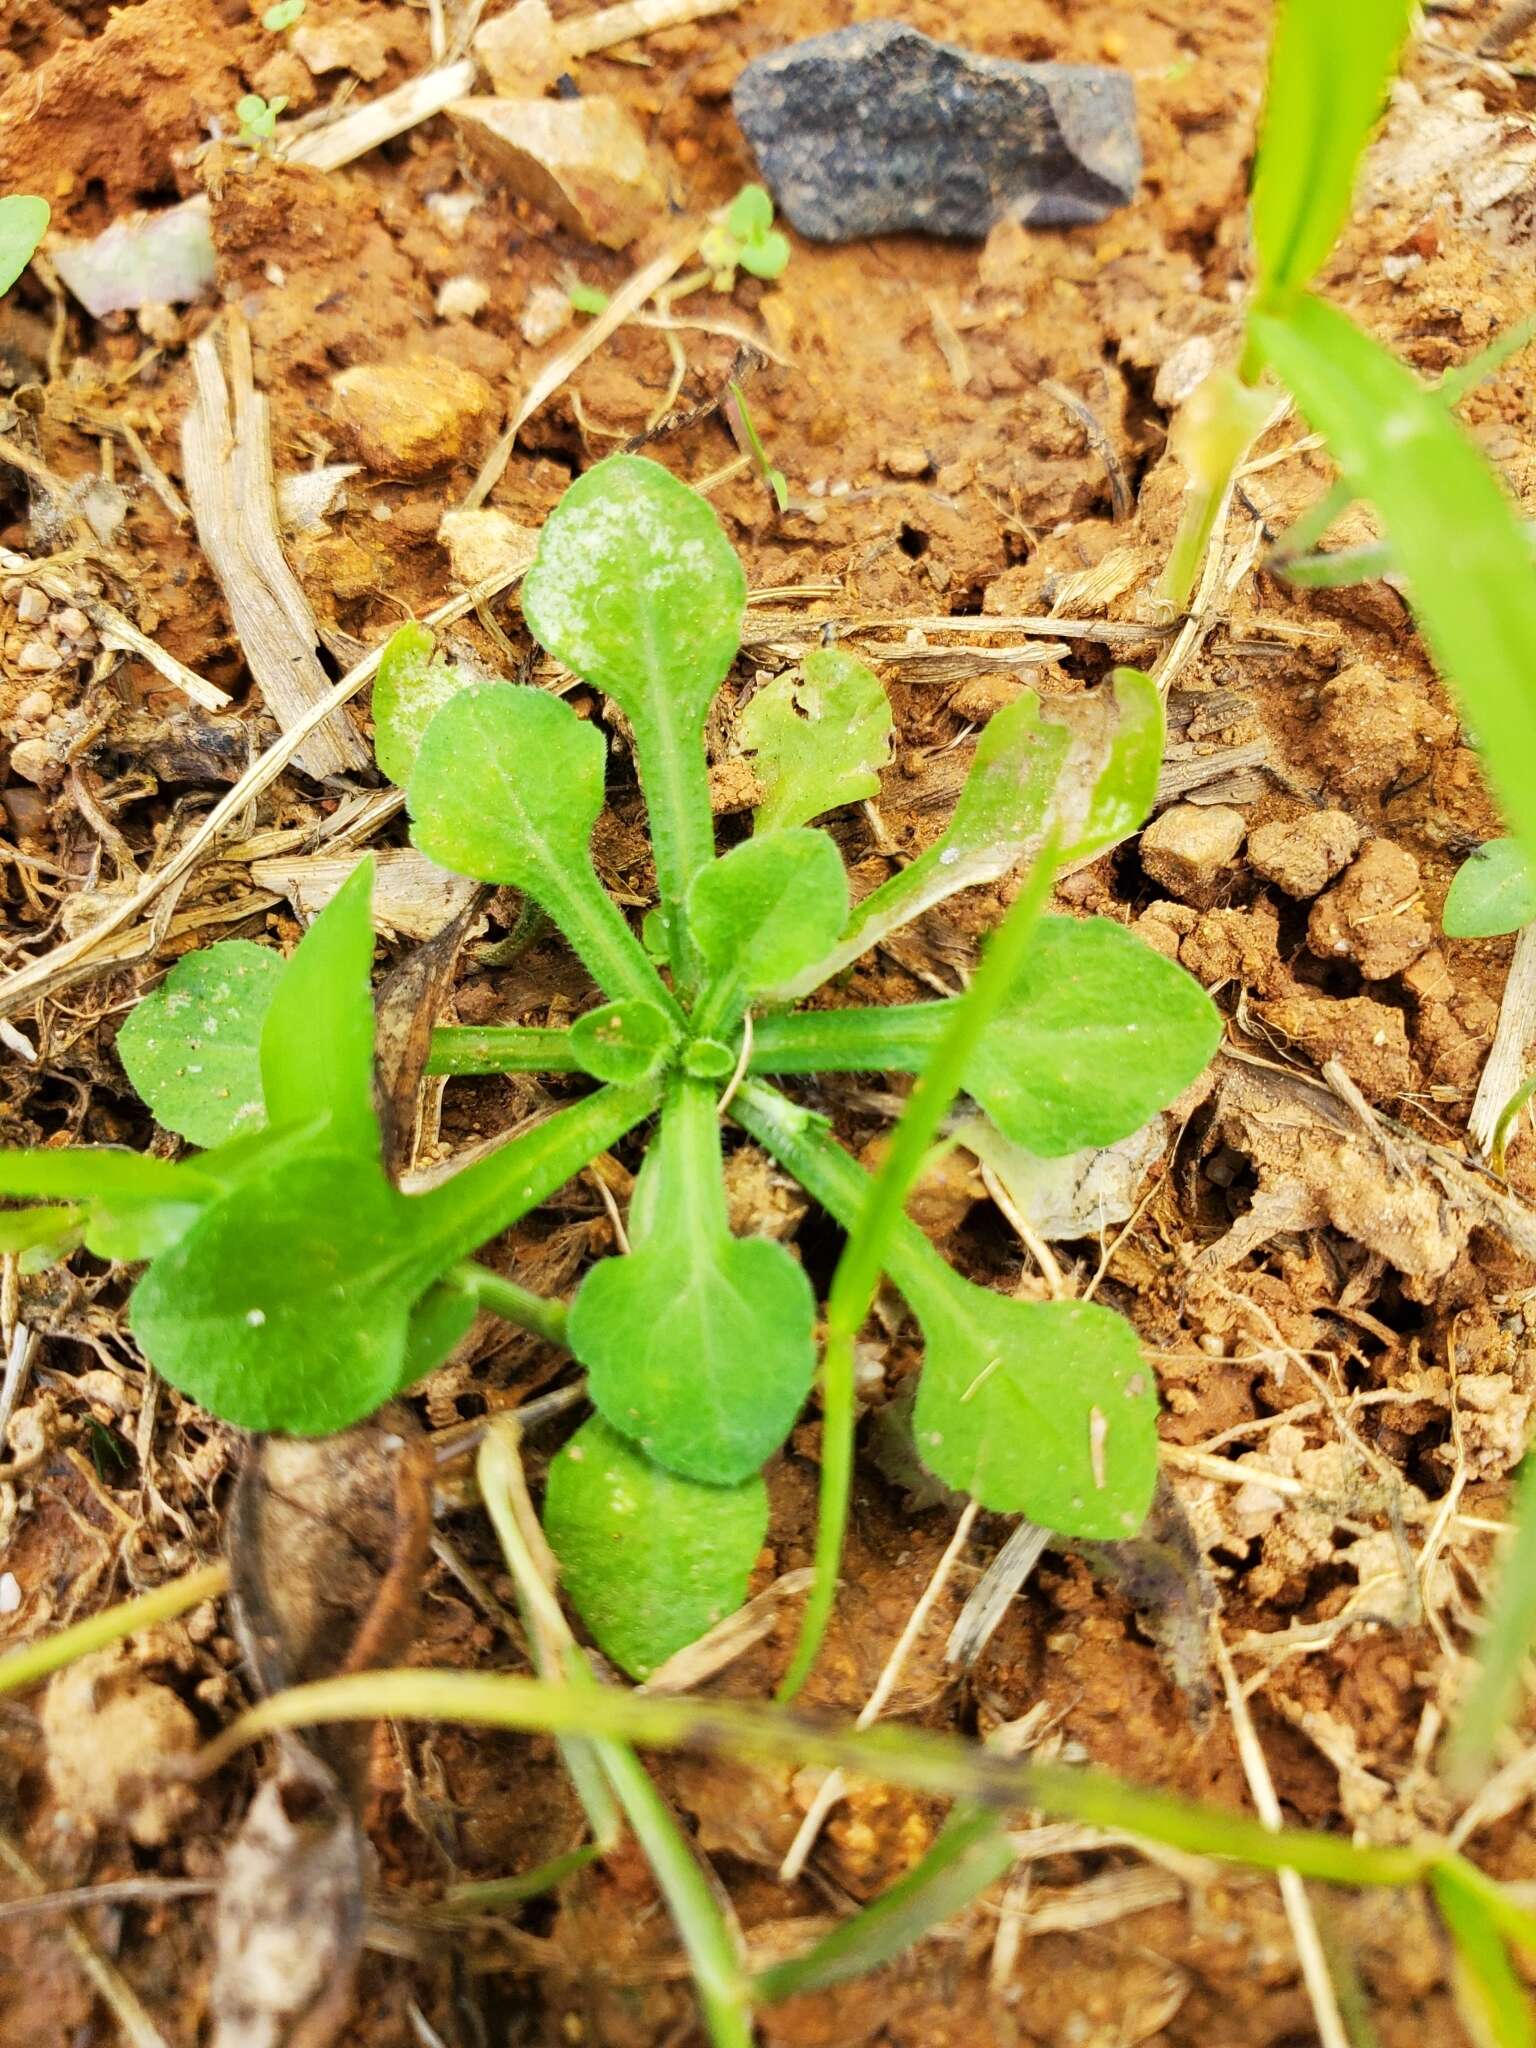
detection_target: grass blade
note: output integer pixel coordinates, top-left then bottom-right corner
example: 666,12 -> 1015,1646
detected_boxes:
1250,0 -> 1412,300
1447,1453 -> 1536,1788
753,1807 -> 1013,2002
1250,294 -> 1536,869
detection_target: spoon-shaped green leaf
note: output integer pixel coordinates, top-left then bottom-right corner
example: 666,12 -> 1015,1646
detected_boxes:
739,650 -> 894,835
748,917 -> 1221,1157
544,1415 -> 768,1679
567,1075 -> 816,1485
117,939 -> 282,1149
1442,838 -> 1536,939
409,683 -> 673,1013
372,621 -> 475,787
689,827 -> 848,1034
131,1082 -> 658,1435
0,196 -> 49,297
731,1081 -> 1158,1539
570,999 -> 678,1084
521,454 -> 747,991
769,668 -> 1162,1002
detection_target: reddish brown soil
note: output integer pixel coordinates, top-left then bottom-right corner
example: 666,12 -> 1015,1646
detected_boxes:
2,0 -> 1536,2043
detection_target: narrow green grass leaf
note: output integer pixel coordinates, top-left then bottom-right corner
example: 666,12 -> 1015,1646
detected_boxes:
117,940 -> 281,1148
259,857 -> 379,1160
754,1807 -> 1013,2002
0,195 -> 49,296
1250,295 -> 1536,869
0,1147 -> 218,1204
567,1076 -> 816,1485
544,1416 -> 768,1679
410,684 -> 673,1011
1448,1452 -> 1536,1789
738,650 -> 894,834
1433,1864 -> 1536,2048
371,621 -> 475,787
1443,840 -> 1536,939
1250,0 -> 1412,299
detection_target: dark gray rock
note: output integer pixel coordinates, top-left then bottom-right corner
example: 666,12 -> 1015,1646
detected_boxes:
732,21 -> 1140,242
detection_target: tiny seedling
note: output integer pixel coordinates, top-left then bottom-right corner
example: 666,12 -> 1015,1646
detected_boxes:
261,0 -> 305,26
699,184 -> 791,290
235,92 -> 287,145
567,279 -> 610,318
0,453 -> 1217,1689
1442,838 -> 1536,942
0,194 -> 49,297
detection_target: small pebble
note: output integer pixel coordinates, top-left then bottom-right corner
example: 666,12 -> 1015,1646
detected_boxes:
1139,802 -> 1246,908
882,444 -> 931,478
0,1573 -> 20,1615
8,738 -> 58,785
54,607 -> 91,641
435,274 -> 490,321
15,586 -> 48,626
519,281 -> 575,348
15,690 -> 53,722
16,639 -> 62,673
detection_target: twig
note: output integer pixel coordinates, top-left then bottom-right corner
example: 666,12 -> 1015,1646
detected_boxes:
563,0 -> 747,57
182,315 -> 368,776
0,1878 -> 214,1925
463,228 -> 703,510
0,563 -> 528,1020
283,60 -> 477,175
1210,1629 -> 1349,2048
0,1834 -> 174,2048
945,1519 -> 1050,1669
1468,921 -> 1536,1160
778,1501 -> 979,1883
1480,0 -> 1536,54
29,578 -> 229,711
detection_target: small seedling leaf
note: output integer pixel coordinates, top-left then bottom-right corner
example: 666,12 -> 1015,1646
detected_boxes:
570,1231 -> 816,1485
373,622 -> 475,787
727,185 -> 775,241
1067,667 -> 1163,861
259,859 -> 379,1162
1251,0 -> 1413,300
521,454 -> 746,734
409,682 -> 604,889
0,195 -> 49,296
544,1415 -> 768,1679
963,917 -> 1220,1155
738,231 -> 791,281
117,940 -> 282,1149
1443,839 -> 1536,939
739,649 -> 894,835
570,1000 -> 677,1084
911,1275 -> 1158,1537
130,1151 -> 426,1435
567,1080 -> 816,1485
689,828 -> 849,993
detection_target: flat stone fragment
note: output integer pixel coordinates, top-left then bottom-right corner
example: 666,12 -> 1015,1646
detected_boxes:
449,96 -> 663,251
1139,803 -> 1246,909
473,0 -> 567,96
330,356 -> 498,477
732,21 -> 1139,242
